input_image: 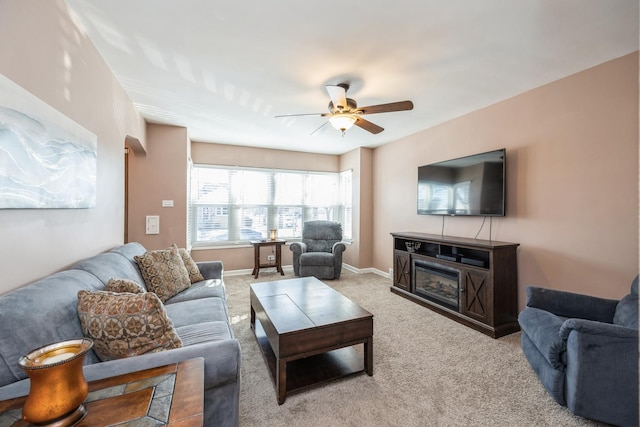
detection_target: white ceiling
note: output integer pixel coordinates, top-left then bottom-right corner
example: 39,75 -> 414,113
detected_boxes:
64,0 -> 638,155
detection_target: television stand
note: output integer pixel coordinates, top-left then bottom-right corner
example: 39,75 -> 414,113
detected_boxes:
390,232 -> 520,338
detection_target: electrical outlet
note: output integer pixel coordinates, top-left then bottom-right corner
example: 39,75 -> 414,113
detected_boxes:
267,255 -> 275,261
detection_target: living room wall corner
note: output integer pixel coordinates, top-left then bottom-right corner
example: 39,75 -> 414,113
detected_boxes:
127,124 -> 189,250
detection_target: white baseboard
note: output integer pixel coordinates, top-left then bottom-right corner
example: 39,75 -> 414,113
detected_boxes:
223,268 -> 253,277
343,264 -> 390,278
225,264 -> 389,279
224,265 -> 294,277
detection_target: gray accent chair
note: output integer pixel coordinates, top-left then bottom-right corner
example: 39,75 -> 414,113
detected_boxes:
518,276 -> 639,427
290,221 -> 346,280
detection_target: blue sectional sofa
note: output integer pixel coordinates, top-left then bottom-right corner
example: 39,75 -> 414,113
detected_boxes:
0,242 -> 240,427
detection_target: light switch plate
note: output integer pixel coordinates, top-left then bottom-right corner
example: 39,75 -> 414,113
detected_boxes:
146,215 -> 160,234
162,200 -> 174,207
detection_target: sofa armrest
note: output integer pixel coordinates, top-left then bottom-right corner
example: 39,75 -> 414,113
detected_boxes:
332,242 -> 346,255
197,261 -> 224,280
559,318 -> 638,341
289,241 -> 307,255
289,242 -> 306,276
561,319 -> 638,426
0,339 -> 241,401
518,307 -> 567,369
84,339 -> 241,391
525,286 -> 618,322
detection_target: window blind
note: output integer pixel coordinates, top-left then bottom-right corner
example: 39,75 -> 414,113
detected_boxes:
189,165 -> 352,246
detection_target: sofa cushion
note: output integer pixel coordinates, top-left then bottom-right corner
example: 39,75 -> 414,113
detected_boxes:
301,221 -> 342,252
303,239 -> 338,253
134,246 -> 191,302
72,252 -> 146,287
300,251 -> 335,267
0,270 -> 104,387
613,293 -> 639,329
173,244 -> 205,283
613,275 -> 639,329
174,322 -> 234,346
77,290 -> 182,361
164,298 -> 230,329
105,278 -> 145,294
109,242 -> 147,262
525,286 -> 618,323
164,279 -> 226,303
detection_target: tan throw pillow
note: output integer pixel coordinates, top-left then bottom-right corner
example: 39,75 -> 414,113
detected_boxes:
172,244 -> 205,283
134,246 -> 191,302
77,290 -> 182,362
105,278 -> 145,294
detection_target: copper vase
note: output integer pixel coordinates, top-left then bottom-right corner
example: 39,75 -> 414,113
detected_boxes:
18,338 -> 93,426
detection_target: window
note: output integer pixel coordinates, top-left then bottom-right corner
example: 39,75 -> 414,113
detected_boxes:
417,181 -> 471,215
190,165 -> 352,246
453,181 -> 471,214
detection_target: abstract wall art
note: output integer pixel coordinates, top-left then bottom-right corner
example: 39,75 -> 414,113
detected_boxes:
0,73 -> 97,209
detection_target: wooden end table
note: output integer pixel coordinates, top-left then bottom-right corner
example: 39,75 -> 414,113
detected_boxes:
0,358 -> 204,426
250,239 -> 286,278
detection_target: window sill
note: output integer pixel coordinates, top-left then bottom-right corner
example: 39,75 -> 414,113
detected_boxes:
191,243 -> 254,250
191,239 -> 351,251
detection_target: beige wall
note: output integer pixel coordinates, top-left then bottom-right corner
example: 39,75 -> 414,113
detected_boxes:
339,147 -> 374,269
127,124 -> 189,249
373,52 -> 639,307
191,142 -> 339,171
0,0 -> 145,294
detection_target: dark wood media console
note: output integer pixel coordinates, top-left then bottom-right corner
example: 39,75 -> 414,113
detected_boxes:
390,232 -> 520,338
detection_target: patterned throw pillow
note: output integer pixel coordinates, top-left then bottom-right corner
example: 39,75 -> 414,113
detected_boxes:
172,244 -> 205,283
134,246 -> 191,302
105,278 -> 145,294
77,290 -> 182,361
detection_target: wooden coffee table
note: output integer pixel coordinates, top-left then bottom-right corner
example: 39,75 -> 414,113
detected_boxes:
250,277 -> 373,404
0,358 -> 204,426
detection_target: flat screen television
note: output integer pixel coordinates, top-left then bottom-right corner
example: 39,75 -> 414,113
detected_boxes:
417,148 -> 505,216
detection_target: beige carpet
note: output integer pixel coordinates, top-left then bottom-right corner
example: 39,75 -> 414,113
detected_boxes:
224,269 -> 603,427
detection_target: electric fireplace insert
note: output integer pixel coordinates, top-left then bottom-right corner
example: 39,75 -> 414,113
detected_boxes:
412,259 -> 460,311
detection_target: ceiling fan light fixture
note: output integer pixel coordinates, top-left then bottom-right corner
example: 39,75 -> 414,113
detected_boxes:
275,83 -> 412,136
329,114 -> 357,134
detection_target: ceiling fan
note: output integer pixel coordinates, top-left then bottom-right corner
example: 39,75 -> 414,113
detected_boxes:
275,83 -> 414,136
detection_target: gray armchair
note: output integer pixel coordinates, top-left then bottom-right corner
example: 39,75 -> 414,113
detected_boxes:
518,276 -> 638,427
290,221 -> 346,280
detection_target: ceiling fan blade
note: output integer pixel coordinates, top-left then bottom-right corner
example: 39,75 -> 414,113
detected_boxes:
326,85 -> 347,110
358,100 -> 414,115
354,117 -> 384,134
310,121 -> 330,136
275,112 -> 326,118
